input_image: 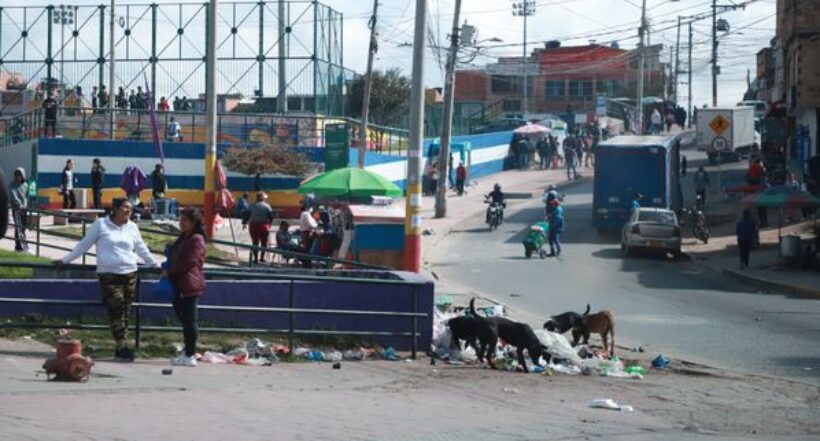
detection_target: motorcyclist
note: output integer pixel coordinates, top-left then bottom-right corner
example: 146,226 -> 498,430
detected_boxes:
485,183 -> 506,224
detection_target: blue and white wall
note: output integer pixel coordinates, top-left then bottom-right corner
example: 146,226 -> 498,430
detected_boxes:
27,131 -> 513,193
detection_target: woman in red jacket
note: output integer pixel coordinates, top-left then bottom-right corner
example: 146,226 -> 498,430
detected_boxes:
166,207 -> 206,366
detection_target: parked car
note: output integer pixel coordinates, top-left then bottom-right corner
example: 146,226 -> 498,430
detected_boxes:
621,207 -> 682,258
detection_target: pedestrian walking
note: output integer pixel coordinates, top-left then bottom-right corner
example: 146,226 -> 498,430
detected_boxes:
537,136 -> 549,169
54,197 -> 160,361
564,142 -> 577,180
91,158 -> 106,210
60,159 -> 77,209
665,110 -> 675,132
8,167 -> 29,253
165,207 -> 206,367
429,166 -> 439,195
243,192 -> 275,263
455,162 -> 467,196
517,136 -> 530,169
547,200 -> 564,257
736,209 -> 758,270
447,154 -> 455,189
693,165 -> 710,210
233,192 -> 250,219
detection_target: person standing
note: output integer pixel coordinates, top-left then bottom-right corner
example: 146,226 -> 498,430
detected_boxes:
91,158 -> 106,210
517,136 -> 530,170
61,159 -> 77,209
447,154 -> 455,190
243,192 -> 275,263
54,198 -> 160,361
564,140 -> 577,180
233,192 -> 250,219
455,162 -> 467,196
150,164 -> 167,200
631,192 -> 643,210
650,108 -> 662,134
8,168 -> 29,253
165,207 -> 206,367
166,117 -> 182,142
42,94 -> 58,138
429,166 -> 439,195
693,166 -> 710,210
547,199 -> 564,257
681,155 -> 688,176
158,97 -> 170,112
91,86 -> 99,111
128,90 -> 138,113
537,136 -> 549,170
736,209 -> 758,270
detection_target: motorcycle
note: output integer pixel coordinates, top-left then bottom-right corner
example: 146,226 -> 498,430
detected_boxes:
681,205 -> 709,244
484,197 -> 505,231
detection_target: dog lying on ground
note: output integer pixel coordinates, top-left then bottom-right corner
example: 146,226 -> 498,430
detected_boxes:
447,314 -> 498,366
543,304 -> 590,335
573,309 -> 616,356
467,299 -> 548,372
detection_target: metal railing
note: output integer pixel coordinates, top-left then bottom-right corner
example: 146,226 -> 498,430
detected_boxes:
0,106 -> 411,156
0,260 -> 427,358
19,207 -> 387,271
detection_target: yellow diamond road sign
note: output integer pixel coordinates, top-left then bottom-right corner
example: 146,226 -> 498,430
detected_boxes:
709,114 -> 731,135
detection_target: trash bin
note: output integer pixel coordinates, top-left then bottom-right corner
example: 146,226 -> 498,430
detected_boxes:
780,235 -> 801,264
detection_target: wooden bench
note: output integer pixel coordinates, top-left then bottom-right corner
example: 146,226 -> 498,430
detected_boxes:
53,209 -> 105,226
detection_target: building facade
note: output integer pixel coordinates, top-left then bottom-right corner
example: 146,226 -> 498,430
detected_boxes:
454,43 -> 666,118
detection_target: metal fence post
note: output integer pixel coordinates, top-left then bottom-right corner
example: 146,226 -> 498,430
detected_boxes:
36,213 -> 41,257
288,280 -> 295,354
134,272 -> 142,354
412,285 -> 418,359
81,219 -> 87,265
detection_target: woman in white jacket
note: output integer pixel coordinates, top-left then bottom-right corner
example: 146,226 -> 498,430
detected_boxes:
55,197 -> 159,361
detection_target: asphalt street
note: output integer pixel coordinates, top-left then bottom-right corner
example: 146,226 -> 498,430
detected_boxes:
430,181 -> 820,384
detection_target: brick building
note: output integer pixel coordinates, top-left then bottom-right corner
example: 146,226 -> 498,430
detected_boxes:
454,43 -> 666,118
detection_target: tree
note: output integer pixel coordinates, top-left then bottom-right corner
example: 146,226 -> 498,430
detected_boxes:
347,68 -> 411,128
221,144 -> 311,191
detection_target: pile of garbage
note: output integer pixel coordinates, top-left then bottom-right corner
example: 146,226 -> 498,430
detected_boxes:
432,301 -> 658,379
193,338 -> 401,366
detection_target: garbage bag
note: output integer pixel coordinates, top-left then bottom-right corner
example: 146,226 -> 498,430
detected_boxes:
534,329 -> 582,367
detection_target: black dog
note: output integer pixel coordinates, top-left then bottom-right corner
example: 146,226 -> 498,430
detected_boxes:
466,300 -> 547,372
543,304 -> 590,336
447,299 -> 498,366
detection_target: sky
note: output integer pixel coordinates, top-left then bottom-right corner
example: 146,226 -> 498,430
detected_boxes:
324,0 -> 777,110
0,0 -> 776,111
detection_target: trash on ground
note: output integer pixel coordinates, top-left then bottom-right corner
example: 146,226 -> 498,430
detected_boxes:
534,329 -> 582,366
382,346 -> 401,361
589,398 -> 633,412
162,368 -> 173,375
332,362 -> 341,369
503,387 -> 520,394
651,354 -> 671,369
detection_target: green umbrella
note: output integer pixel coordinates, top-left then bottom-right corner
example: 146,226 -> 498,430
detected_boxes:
298,167 -> 403,199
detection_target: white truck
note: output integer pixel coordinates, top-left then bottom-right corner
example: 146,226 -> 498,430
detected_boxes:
696,106 -> 757,163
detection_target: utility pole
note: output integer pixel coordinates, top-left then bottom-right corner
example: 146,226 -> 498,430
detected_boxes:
512,1 -> 535,116
277,0 -> 287,113
687,21 -> 693,128
674,16 -> 681,104
204,0 -> 218,237
435,0 -> 462,218
402,0 -> 426,273
109,0 -> 116,139
358,0 -> 379,168
636,0 -> 647,134
711,0 -> 718,107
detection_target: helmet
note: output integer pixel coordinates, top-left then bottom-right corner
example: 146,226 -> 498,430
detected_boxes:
493,183 -> 501,191
548,184 -> 556,191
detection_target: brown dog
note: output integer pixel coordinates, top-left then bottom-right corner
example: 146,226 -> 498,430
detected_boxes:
572,310 -> 616,355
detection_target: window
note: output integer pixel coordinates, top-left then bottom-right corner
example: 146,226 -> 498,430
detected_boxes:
569,80 -> 593,98
491,75 -> 520,93
545,80 -> 564,99
502,99 -> 522,111
600,80 -> 625,97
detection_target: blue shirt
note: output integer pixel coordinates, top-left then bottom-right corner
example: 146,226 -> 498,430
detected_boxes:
631,199 -> 641,209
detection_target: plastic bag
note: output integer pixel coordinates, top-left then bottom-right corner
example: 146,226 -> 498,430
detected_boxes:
534,329 -> 582,367
151,277 -> 176,299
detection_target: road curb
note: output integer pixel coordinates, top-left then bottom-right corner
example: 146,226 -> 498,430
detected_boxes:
719,267 -> 820,298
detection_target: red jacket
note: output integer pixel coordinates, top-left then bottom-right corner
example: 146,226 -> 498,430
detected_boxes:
456,165 -> 467,180
168,233 -> 206,297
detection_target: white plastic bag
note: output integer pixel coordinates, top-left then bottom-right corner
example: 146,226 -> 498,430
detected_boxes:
534,329 -> 582,367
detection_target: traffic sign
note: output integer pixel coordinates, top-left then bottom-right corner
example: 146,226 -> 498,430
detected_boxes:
711,136 -> 728,151
709,114 -> 730,135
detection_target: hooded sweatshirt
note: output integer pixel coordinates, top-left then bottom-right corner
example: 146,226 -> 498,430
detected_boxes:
8,167 -> 28,210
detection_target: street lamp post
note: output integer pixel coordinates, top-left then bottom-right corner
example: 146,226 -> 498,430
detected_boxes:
512,1 -> 535,117
54,5 -> 76,100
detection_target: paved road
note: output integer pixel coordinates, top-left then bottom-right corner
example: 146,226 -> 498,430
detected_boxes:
430,181 -> 820,384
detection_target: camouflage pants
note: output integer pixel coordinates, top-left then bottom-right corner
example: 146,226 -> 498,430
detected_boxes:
98,272 -> 138,342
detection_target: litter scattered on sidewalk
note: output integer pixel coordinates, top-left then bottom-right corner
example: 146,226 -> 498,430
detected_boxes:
589,399 -> 634,412
652,354 -> 671,369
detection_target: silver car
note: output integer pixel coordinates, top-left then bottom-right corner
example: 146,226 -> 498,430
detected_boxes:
621,208 -> 682,258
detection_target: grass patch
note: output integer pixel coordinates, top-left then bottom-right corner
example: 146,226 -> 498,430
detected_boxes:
0,249 -> 51,279
0,314 -> 377,359
51,226 -> 238,263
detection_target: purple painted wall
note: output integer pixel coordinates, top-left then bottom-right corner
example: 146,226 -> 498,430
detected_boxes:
0,274 -> 433,351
